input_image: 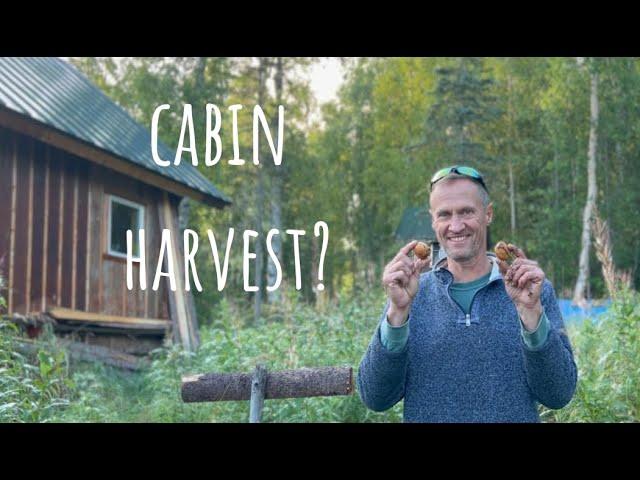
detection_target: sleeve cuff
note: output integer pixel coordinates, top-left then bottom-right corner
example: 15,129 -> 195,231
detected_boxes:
380,315 -> 410,353
521,309 -> 550,350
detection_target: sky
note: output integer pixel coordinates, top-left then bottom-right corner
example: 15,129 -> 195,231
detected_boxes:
308,58 -> 344,105
64,56 -> 345,104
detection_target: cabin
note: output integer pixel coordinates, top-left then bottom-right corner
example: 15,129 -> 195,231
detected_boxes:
395,206 -> 440,266
0,57 -> 231,356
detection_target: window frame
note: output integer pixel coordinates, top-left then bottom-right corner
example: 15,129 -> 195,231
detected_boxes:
107,194 -> 145,260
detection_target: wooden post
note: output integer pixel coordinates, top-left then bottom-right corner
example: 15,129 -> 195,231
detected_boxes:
158,192 -> 199,351
249,364 -> 267,423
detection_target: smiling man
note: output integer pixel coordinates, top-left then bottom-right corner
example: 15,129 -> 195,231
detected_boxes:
357,165 -> 577,422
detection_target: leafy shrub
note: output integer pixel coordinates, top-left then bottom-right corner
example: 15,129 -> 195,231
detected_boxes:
4,281 -> 638,423
54,289 -> 403,422
0,321 -> 74,422
543,288 -> 640,422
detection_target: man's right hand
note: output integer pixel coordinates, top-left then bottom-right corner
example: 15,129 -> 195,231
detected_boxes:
382,240 -> 431,326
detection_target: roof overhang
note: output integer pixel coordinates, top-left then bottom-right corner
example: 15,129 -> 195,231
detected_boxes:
0,105 -> 231,209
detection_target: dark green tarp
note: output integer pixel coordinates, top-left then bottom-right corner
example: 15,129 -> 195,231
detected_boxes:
395,206 -> 436,242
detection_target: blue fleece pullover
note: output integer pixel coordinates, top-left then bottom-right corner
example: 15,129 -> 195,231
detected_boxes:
357,255 -> 577,422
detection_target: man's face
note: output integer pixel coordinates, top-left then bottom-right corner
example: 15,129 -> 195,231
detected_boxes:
429,178 -> 493,264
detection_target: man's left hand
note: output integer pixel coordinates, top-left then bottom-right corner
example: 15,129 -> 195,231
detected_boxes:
496,244 -> 544,332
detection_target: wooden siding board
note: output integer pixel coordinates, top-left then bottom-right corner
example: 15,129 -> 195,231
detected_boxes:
102,259 -> 120,316
0,129 -> 12,282
60,157 -> 75,308
46,149 -> 61,307
87,165 -> 102,313
75,163 -> 88,311
30,141 -> 46,312
12,136 -> 30,313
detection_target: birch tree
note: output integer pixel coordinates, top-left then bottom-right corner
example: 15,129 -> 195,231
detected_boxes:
573,58 -> 599,307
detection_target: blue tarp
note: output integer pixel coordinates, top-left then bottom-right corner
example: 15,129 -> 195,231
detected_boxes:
557,299 -> 612,324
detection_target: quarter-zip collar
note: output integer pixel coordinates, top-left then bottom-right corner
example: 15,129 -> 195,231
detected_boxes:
433,252 -> 503,286
430,253 -> 503,327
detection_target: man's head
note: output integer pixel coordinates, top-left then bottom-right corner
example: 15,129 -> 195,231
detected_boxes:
429,166 -> 493,264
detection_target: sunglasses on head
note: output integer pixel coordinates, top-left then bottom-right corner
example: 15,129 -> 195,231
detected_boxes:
430,165 -> 489,193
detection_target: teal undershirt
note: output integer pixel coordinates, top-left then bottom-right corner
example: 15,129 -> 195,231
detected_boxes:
450,270 -> 492,314
381,271 -> 550,352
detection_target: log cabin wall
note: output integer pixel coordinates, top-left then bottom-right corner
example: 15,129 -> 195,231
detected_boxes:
0,126 -> 170,321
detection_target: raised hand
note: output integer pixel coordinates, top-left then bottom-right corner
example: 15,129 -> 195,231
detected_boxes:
496,243 -> 545,330
382,240 -> 431,325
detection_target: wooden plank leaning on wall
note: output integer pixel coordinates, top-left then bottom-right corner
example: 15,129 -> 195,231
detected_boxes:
158,192 -> 199,351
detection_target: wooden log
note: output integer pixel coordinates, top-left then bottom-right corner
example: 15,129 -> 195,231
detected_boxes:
6,311 -> 166,336
249,364 -> 267,423
53,322 -> 167,335
14,338 -> 149,371
64,341 -> 150,370
181,366 -> 353,403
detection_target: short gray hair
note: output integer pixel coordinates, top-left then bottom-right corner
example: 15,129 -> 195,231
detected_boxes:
430,173 -> 490,208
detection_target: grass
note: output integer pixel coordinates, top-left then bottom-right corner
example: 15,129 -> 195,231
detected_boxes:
50,291 -> 403,423
2,285 -> 639,423
543,288 -> 640,422
0,322 -> 74,422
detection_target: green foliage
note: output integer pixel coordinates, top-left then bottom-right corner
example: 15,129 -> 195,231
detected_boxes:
51,289 -> 640,423
427,57 -> 500,166
0,274 -> 74,422
48,57 -> 640,422
70,56 -> 640,304
543,288 -> 640,422
0,322 -> 74,422
53,288 -> 402,422
1,281 -> 638,422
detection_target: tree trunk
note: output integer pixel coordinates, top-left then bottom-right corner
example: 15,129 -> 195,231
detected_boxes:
254,58 -> 267,323
311,232 -> 319,297
508,159 -> 516,236
507,75 -> 516,236
573,70 -> 599,307
553,144 -> 560,210
267,57 -> 284,303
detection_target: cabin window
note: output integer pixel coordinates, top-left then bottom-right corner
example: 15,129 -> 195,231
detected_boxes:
108,195 -> 145,259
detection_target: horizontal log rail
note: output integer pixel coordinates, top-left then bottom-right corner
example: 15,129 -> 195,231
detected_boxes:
181,366 -> 353,403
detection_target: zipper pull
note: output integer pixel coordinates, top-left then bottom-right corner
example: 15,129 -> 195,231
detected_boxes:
465,314 -> 471,327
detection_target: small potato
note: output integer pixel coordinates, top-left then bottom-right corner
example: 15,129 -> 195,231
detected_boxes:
494,241 -> 515,264
414,242 -> 430,260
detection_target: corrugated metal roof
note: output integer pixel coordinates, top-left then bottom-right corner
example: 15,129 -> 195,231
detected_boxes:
0,57 -> 231,206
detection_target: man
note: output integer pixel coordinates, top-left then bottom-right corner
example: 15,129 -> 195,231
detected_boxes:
357,165 -> 577,422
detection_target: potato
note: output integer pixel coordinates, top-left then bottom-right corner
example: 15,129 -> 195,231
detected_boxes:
494,241 -> 515,264
414,242 -> 430,260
